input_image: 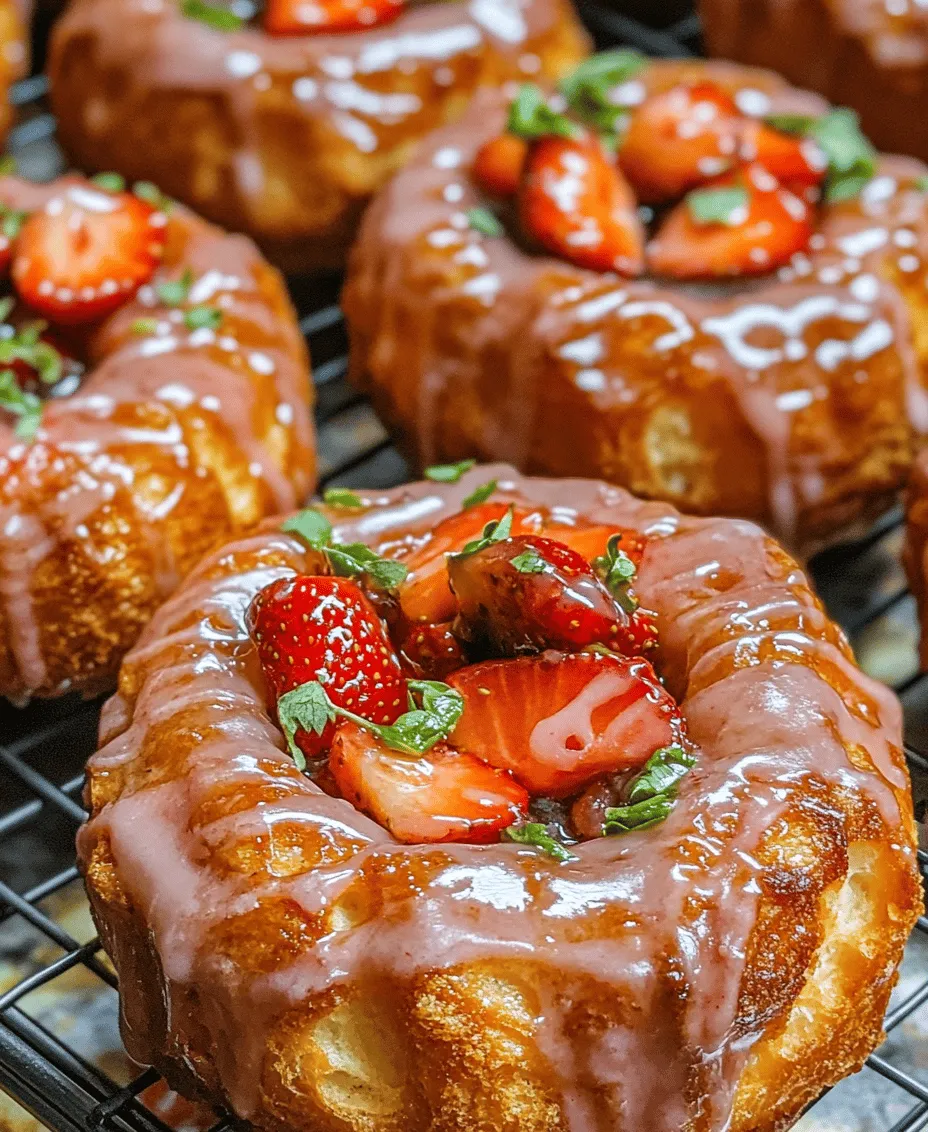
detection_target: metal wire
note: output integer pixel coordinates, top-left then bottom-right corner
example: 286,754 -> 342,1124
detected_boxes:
2,5 -> 928,1131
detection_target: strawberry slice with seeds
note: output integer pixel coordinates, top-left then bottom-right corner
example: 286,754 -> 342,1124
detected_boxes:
264,0 -> 404,34
520,136 -> 645,276
449,534 -> 655,658
449,651 -> 684,797
247,575 -> 407,763
739,120 -> 826,189
619,81 -> 743,204
329,721 -> 528,843
474,133 -> 529,197
12,184 -> 167,324
400,621 -> 469,680
648,166 -> 813,279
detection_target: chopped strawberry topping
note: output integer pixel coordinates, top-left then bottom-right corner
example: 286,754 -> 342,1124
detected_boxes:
520,136 -> 645,276
449,534 -> 655,657
647,166 -> 814,279
739,120 -> 826,189
474,134 -> 529,197
264,0 -> 404,34
12,184 -> 167,324
449,651 -> 684,797
329,721 -> 528,843
619,82 -> 743,204
247,575 -> 406,763
399,621 -> 468,680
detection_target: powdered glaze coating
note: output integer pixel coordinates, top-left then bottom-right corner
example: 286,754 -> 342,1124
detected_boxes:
79,465 -> 921,1132
701,0 -> 928,162
344,59 -> 928,554
0,175 -> 316,702
48,0 -> 588,271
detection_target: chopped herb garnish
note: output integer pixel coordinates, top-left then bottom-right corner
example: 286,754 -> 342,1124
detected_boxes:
466,207 -> 504,237
603,745 -> 696,835
917,176 -> 928,193
0,322 -> 63,388
687,184 -> 749,226
424,459 -> 476,483
156,268 -> 193,307
767,107 -> 876,202
559,49 -> 645,139
592,534 -> 639,613
131,318 -> 159,336
504,821 -> 577,862
133,181 -> 172,212
323,486 -> 365,510
0,156 -> 16,176
765,113 -> 817,136
462,478 -> 497,509
282,507 -> 408,591
507,83 -> 580,141
278,678 -> 464,769
455,505 -> 514,557
184,305 -> 222,331
180,0 -> 245,30
92,172 -> 126,193
511,547 -> 547,574
0,369 -> 42,441
0,203 -> 26,243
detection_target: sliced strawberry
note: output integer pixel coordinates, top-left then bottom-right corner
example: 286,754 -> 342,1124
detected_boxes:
647,166 -> 814,279
400,621 -> 469,680
619,82 -> 743,204
12,184 -> 167,324
739,121 -> 826,189
520,136 -> 645,276
329,721 -> 528,844
449,651 -> 684,797
264,0 -> 404,34
474,134 -> 529,198
553,524 -> 646,567
247,575 -> 406,763
449,534 -> 654,658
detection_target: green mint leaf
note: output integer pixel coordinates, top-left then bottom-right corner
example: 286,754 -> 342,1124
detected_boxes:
276,681 -> 337,770
0,322 -> 64,388
425,459 -> 476,483
687,184 -> 749,227
916,176 -> 928,192
603,794 -> 674,834
156,268 -> 193,307
0,204 -> 26,242
825,171 -> 873,203
133,181 -> 172,212
507,83 -> 580,141
131,318 -> 159,336
323,486 -> 365,509
592,534 -> 639,613
603,745 -> 696,836
811,108 -> 876,201
282,507 -> 333,550
456,504 -> 514,557
180,0 -> 244,30
0,369 -> 42,442
559,50 -> 645,137
184,305 -> 223,331
327,543 -> 409,590
462,478 -> 497,509
466,207 -> 504,237
511,547 -> 547,574
504,822 -> 577,862
0,155 -> 16,176
92,172 -> 125,193
764,114 -> 817,136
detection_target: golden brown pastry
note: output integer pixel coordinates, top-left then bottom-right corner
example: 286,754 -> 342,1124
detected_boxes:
701,0 -> 928,164
79,464 -> 921,1132
0,173 -> 316,702
344,55 -> 928,554
46,0 -> 588,271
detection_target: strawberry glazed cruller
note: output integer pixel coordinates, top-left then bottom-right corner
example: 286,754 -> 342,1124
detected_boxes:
79,464 -> 920,1132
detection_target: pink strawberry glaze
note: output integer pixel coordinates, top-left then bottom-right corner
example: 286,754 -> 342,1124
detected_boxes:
79,465 -> 917,1130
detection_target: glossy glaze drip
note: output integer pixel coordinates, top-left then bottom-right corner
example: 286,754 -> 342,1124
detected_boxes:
0,175 -> 314,698
80,466 -> 917,1131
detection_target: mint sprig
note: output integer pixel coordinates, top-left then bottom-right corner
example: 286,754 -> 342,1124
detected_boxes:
766,108 -> 876,202
277,678 -> 464,768
180,0 -> 244,30
511,547 -> 547,574
507,84 -> 581,141
156,268 -> 193,307
504,822 -> 577,862
559,50 -> 645,140
282,507 -> 408,591
592,534 -> 639,613
462,478 -> 497,509
603,745 -> 696,835
0,369 -> 41,440
454,505 -> 514,558
425,459 -> 476,483
323,486 -> 365,510
687,184 -> 749,227
184,306 -> 222,331
92,172 -> 126,193
467,207 -> 504,237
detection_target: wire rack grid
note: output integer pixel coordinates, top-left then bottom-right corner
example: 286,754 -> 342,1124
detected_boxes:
2,5 -> 928,1132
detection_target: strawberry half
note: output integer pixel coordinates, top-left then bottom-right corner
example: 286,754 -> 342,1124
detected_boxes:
329,721 -> 528,844
448,534 -> 655,658
474,134 -> 529,198
619,81 -> 743,204
12,184 -> 167,324
264,0 -> 404,34
399,621 -> 468,680
739,120 -> 826,189
247,575 -> 406,763
449,651 -> 684,797
648,166 -> 814,279
520,136 -> 645,276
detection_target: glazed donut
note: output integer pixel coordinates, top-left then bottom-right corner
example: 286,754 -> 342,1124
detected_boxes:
78,463 -> 921,1132
700,0 -> 928,165
46,0 -> 588,272
344,56 -> 928,553
0,173 -> 315,702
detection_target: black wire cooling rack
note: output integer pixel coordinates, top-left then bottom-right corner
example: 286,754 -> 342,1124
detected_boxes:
4,5 -> 928,1132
